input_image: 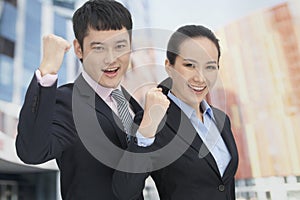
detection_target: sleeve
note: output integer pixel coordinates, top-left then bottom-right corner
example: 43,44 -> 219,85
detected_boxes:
112,109 -> 169,200
112,142 -> 153,200
135,131 -> 155,147
112,171 -> 150,199
35,69 -> 58,87
15,74 -> 77,164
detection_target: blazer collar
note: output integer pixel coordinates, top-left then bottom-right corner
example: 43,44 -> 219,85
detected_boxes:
74,74 -> 142,114
213,108 -> 239,182
165,99 -> 221,177
73,74 -> 143,148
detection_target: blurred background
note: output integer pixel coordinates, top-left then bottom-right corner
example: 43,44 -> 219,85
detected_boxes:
0,0 -> 300,199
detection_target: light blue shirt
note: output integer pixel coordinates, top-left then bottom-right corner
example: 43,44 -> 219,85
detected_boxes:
168,92 -> 231,176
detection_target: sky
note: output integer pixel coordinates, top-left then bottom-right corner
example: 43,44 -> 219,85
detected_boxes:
146,0 -> 287,31
76,0 -> 289,77
75,0 -> 288,31
122,0 -> 288,81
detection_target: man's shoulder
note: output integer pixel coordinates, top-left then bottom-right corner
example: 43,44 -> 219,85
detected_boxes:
58,82 -> 74,91
56,82 -> 75,101
57,74 -> 83,94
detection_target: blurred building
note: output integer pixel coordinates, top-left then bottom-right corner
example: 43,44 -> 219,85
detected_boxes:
211,0 -> 300,199
0,0 -> 78,199
5,0 -> 299,199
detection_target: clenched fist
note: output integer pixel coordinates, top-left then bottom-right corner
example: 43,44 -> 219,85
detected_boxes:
39,34 -> 71,76
138,87 -> 170,138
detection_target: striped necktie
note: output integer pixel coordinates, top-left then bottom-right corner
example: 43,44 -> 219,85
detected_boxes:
111,89 -> 133,142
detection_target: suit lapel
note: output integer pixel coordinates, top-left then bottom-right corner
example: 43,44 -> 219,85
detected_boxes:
166,100 -> 221,177
74,75 -> 112,115
158,78 -> 221,177
121,86 -> 143,114
165,100 -> 196,146
74,75 -> 130,148
213,108 -> 238,182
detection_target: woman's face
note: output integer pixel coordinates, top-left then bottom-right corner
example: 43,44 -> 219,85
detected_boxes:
166,36 -> 219,108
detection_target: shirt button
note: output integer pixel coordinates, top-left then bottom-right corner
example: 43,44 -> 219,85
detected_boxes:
218,184 -> 225,192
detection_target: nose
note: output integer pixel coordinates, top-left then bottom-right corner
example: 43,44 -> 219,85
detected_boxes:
193,68 -> 205,82
104,49 -> 115,65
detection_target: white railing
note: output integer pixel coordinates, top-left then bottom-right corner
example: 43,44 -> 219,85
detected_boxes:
236,177 -> 300,200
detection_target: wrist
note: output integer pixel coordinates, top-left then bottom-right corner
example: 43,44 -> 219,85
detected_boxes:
137,127 -> 156,138
39,68 -> 57,77
39,61 -> 58,76
35,69 -> 58,87
138,117 -> 160,138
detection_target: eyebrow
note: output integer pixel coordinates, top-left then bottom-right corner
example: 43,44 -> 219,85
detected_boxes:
183,58 -> 197,63
206,61 -> 217,65
115,39 -> 128,44
90,39 -> 128,46
183,59 -> 217,65
90,42 -> 104,46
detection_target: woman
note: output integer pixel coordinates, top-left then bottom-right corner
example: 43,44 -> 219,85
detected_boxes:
113,24 -> 239,200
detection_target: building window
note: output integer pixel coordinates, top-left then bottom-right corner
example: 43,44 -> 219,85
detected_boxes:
284,176 -> 288,183
3,0 -> 17,7
236,191 -> 257,200
53,0 -> 75,9
0,180 -> 18,199
0,36 -> 14,58
0,1 -> 17,41
0,55 -> 13,102
0,111 -> 4,133
266,191 -> 271,200
245,178 -> 255,186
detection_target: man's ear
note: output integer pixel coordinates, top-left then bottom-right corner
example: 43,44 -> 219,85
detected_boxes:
73,39 -> 83,59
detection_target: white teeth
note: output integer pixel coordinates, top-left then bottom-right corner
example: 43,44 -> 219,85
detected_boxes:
104,67 -> 118,72
188,84 -> 205,91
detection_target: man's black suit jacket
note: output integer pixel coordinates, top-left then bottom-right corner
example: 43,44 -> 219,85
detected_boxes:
16,74 -> 143,200
113,78 -> 239,200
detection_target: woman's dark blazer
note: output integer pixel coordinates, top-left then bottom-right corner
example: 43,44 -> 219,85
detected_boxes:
113,78 -> 239,200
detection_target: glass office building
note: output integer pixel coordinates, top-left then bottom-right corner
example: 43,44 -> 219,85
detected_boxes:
213,1 -> 300,199
0,0 -> 77,199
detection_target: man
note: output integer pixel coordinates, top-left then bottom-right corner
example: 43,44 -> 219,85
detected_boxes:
16,1 -> 169,199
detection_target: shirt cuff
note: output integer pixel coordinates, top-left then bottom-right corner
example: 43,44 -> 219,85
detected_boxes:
135,131 -> 155,147
35,69 -> 58,87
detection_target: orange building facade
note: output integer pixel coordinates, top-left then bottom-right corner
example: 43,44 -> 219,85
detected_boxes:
211,0 -> 300,199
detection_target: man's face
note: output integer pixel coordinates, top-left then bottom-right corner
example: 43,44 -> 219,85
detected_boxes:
74,27 -> 131,88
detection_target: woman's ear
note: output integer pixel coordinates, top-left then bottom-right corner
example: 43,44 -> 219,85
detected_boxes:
165,59 -> 173,77
73,39 -> 83,59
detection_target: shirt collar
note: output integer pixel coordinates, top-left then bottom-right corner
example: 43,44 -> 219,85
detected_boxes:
82,70 -> 121,101
167,91 -> 215,120
200,99 -> 215,120
167,91 -> 194,119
